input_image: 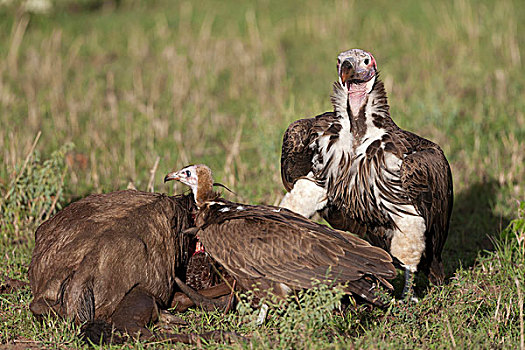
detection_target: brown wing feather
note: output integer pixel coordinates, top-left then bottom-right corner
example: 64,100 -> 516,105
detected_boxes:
196,203 -> 395,303
400,144 -> 453,284
281,112 -> 338,191
281,118 -> 316,191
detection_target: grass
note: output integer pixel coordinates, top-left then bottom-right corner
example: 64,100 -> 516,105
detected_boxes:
0,0 -> 524,348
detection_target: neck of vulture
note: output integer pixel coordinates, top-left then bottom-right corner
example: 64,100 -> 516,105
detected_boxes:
194,169 -> 215,208
331,78 -> 389,127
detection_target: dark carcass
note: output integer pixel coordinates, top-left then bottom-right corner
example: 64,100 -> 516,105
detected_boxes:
28,190 -> 197,342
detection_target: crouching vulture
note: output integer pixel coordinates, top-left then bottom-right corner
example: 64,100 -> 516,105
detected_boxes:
280,49 -> 453,299
28,189 -> 232,344
164,164 -> 396,308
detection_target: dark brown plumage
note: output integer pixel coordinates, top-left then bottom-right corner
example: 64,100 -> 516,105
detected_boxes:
164,164 -> 396,306
186,251 -> 229,290
28,190 -> 196,342
280,49 -> 453,297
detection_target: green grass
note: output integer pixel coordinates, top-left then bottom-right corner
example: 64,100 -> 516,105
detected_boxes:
0,0 -> 524,348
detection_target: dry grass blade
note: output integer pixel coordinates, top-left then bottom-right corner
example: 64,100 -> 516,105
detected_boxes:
4,131 -> 41,201
445,316 -> 456,349
516,277 -> 524,350
223,114 -> 245,188
494,291 -> 502,321
7,15 -> 29,75
147,156 -> 160,193
43,169 -> 68,221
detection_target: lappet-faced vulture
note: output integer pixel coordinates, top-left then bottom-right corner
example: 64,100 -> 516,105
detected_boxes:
280,49 -> 453,298
164,164 -> 396,307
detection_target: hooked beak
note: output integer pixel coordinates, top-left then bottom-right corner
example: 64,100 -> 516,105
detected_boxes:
164,171 -> 180,183
339,57 -> 375,85
339,57 -> 356,85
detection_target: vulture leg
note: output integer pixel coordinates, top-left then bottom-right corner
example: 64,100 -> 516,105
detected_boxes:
174,277 -> 229,311
279,178 -> 327,218
400,268 -> 418,302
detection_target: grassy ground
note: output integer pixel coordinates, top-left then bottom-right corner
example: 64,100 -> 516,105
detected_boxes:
0,0 -> 524,348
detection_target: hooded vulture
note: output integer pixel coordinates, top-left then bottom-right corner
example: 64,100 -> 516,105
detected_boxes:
164,164 -> 396,306
280,49 -> 453,298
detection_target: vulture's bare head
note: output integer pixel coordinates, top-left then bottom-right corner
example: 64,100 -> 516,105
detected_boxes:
337,49 -> 377,92
164,164 -> 214,206
336,49 -> 377,114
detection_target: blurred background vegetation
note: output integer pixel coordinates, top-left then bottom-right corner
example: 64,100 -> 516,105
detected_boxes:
0,0 -> 524,348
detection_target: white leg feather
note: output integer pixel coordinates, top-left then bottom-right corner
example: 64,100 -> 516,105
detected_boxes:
279,179 -> 328,218
390,213 -> 426,272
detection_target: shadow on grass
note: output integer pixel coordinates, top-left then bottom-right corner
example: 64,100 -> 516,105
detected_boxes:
404,179 -> 511,296
443,179 -> 510,277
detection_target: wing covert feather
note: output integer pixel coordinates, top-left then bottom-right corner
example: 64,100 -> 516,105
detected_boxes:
401,148 -> 453,240
281,112 -> 339,191
197,205 -> 396,293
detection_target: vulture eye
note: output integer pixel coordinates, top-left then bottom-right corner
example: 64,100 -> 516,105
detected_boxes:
364,58 -> 370,65
185,170 -> 191,177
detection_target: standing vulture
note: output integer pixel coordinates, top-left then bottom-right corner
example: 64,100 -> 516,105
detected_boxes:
280,49 -> 453,298
164,164 -> 396,306
29,190 -> 196,343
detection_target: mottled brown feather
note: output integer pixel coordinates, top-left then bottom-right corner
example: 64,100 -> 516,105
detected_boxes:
280,113 -> 339,191
400,144 -> 453,283
193,199 -> 396,304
